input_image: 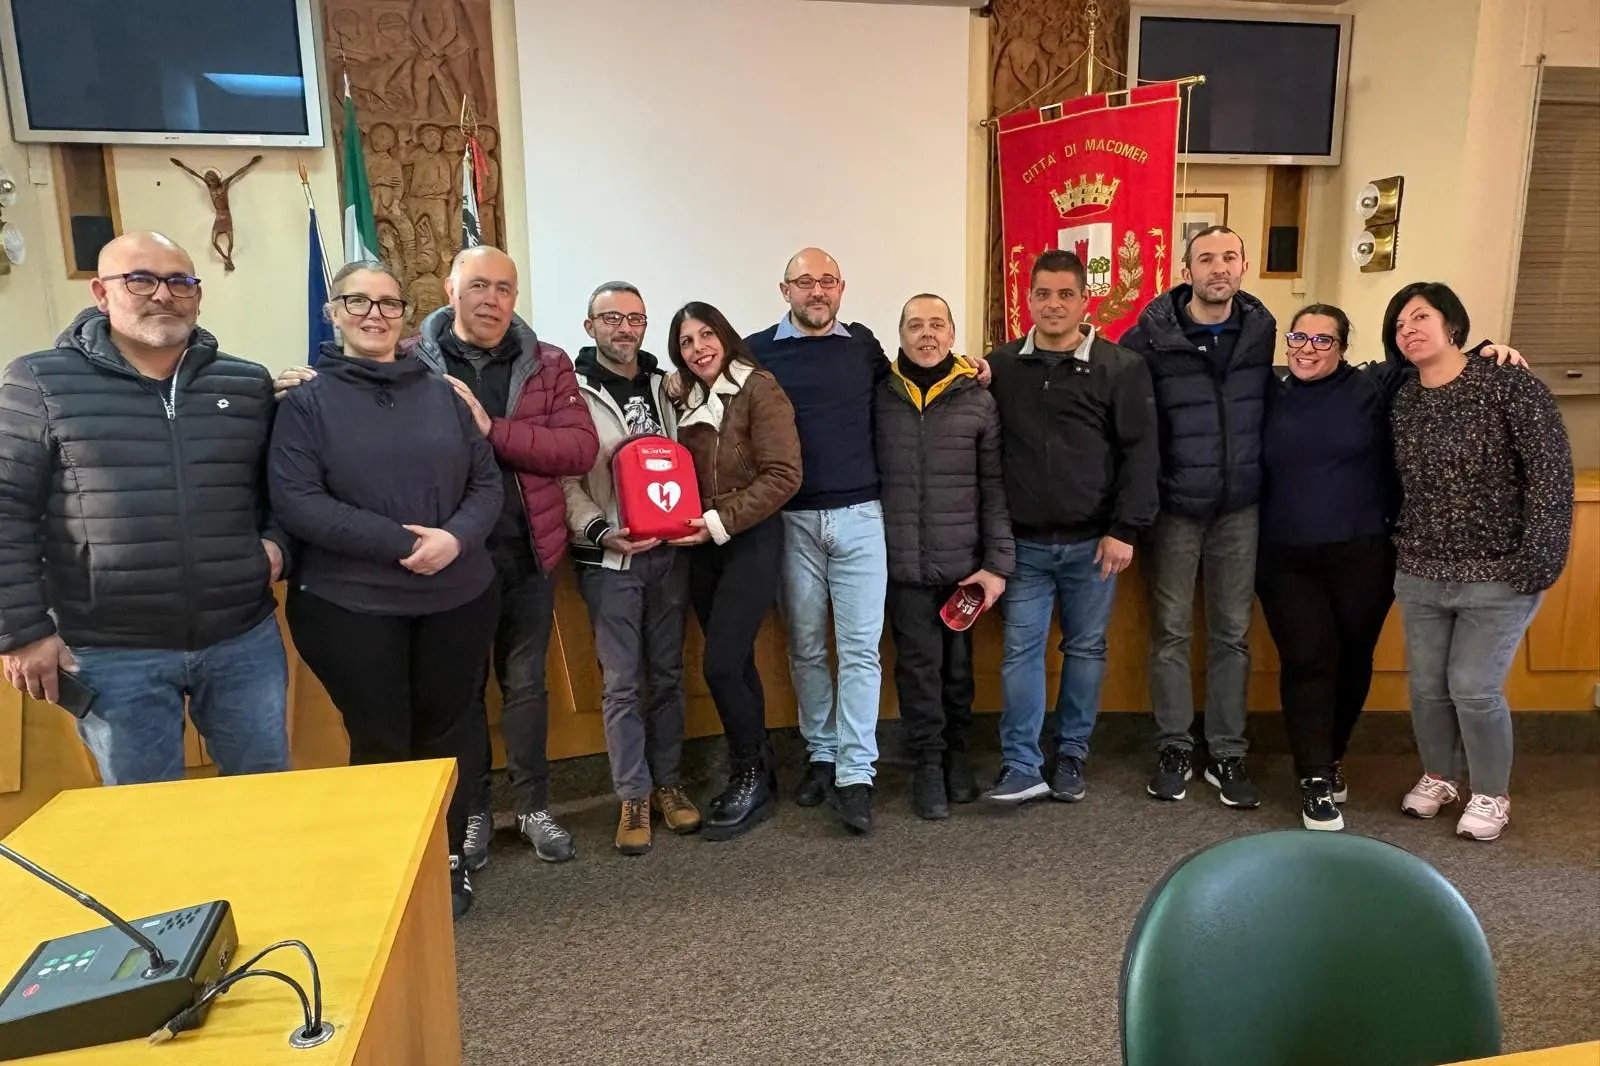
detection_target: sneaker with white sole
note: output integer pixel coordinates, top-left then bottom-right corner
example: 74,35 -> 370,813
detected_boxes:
1456,794 -> 1510,841
1330,761 -> 1348,804
981,766 -> 1050,805
1300,777 -> 1344,832
1401,774 -> 1460,819
519,810 -> 576,863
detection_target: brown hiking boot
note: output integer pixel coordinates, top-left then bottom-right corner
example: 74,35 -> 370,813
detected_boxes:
616,797 -> 651,856
653,784 -> 702,835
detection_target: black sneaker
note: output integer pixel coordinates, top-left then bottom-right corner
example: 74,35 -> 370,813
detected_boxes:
1049,755 -> 1087,802
1300,777 -> 1344,831
1146,746 -> 1193,801
944,752 -> 978,804
912,759 -> 949,821
449,855 -> 473,919
518,810 -> 576,863
1330,762 -> 1349,804
1204,756 -> 1262,809
981,766 -> 1050,805
463,808 -> 492,873
831,783 -> 873,834
795,761 -> 834,808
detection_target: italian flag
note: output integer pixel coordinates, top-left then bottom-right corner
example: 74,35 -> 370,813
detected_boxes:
340,75 -> 378,264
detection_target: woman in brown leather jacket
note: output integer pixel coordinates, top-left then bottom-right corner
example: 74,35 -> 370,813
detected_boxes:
665,301 -> 803,840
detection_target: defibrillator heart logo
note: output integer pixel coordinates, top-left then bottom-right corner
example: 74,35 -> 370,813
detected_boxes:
647,481 -> 680,513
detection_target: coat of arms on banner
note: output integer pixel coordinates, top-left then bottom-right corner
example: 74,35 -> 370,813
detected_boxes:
996,84 -> 1181,343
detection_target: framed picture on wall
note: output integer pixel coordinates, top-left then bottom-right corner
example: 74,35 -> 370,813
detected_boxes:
1173,193 -> 1230,281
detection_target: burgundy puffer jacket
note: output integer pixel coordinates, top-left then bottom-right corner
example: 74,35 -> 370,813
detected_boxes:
408,309 -> 598,571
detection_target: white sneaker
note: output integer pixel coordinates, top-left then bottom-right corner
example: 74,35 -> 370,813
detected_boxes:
1457,794 -> 1510,841
1401,774 -> 1460,818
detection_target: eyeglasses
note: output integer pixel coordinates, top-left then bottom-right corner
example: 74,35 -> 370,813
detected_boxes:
784,275 -> 841,292
593,311 -> 647,328
334,294 -> 408,319
101,272 -> 201,299
1286,332 -> 1338,352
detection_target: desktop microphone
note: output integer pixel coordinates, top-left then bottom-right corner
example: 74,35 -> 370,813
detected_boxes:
0,844 -> 173,978
0,842 -> 236,1061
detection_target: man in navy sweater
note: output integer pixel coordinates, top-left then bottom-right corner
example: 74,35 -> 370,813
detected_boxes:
744,247 -> 889,834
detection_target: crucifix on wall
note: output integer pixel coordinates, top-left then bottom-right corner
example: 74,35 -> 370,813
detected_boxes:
170,155 -> 263,273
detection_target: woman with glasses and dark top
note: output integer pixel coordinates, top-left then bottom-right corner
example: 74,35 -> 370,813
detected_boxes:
268,260 -> 502,916
1384,282 -> 1571,843
1257,303 -> 1524,832
663,302 -> 802,840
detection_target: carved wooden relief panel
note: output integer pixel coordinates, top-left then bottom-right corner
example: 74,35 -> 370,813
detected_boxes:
986,0 -> 1129,348
323,0 -> 505,329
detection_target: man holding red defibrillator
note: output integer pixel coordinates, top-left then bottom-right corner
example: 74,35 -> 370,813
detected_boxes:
561,281 -> 702,856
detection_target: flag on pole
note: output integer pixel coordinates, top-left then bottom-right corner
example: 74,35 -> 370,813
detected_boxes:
340,75 -> 379,264
460,140 -> 483,250
307,207 -> 335,366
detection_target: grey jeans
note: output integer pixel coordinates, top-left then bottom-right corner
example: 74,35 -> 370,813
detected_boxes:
1394,572 -> 1541,797
577,546 -> 691,801
1146,506 -> 1259,758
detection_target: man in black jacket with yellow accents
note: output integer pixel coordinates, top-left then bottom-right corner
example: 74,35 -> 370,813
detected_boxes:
981,250 -> 1158,807
876,294 -> 1013,821
0,232 -> 291,787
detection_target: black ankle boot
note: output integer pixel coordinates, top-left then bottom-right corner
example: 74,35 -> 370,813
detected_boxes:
913,757 -> 950,820
704,761 -> 776,841
944,751 -> 978,804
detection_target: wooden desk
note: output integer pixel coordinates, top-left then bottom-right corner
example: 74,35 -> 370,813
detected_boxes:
0,761 -> 460,1065
1451,1041 -> 1600,1065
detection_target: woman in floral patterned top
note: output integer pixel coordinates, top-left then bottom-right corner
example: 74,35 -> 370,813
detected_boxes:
1384,281 -> 1574,843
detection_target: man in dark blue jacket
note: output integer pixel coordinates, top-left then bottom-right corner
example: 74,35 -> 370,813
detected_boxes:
1119,226 -> 1273,809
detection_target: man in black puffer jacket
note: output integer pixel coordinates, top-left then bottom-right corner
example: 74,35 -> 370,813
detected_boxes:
876,294 -> 1013,821
1118,226 -> 1275,810
0,232 -> 292,787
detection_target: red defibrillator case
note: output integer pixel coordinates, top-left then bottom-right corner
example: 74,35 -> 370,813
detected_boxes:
610,433 -> 703,541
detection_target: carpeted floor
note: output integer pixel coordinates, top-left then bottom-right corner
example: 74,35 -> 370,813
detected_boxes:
455,716 -> 1600,1066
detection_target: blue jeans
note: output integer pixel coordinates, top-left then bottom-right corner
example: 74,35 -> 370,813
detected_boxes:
1394,572 -> 1541,797
998,538 -> 1120,775
68,614 -> 290,786
780,501 -> 888,788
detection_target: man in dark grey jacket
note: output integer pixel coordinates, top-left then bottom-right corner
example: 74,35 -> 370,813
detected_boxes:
981,250 -> 1158,807
876,294 -> 1013,821
0,232 -> 291,786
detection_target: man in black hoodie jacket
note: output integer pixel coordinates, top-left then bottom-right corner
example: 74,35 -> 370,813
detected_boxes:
0,232 -> 292,787
1119,226 -> 1273,809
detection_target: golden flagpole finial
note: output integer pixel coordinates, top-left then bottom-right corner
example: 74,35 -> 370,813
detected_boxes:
1085,1 -> 1100,95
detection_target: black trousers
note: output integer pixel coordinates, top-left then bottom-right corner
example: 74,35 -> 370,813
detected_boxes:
468,541 -> 557,816
886,580 -> 975,758
1255,535 -> 1396,779
690,516 -> 784,766
287,582 -> 501,857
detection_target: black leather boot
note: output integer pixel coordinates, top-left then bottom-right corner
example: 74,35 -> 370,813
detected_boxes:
945,750 -> 978,804
704,761 -> 776,842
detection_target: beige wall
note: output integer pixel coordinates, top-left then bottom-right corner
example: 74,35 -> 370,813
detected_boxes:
0,0 -> 526,374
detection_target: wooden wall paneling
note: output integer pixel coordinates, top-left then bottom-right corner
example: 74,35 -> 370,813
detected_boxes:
1526,472 -> 1600,671
986,0 -> 1131,348
324,0 -> 505,332
0,687 -> 21,795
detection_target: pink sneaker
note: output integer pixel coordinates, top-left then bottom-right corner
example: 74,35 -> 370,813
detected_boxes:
1401,774 -> 1460,818
1457,794 -> 1511,841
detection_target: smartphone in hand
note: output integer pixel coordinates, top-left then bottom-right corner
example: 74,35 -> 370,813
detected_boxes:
54,671 -> 98,719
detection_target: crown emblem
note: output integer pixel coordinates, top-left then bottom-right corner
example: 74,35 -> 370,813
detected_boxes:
1051,174 -> 1121,219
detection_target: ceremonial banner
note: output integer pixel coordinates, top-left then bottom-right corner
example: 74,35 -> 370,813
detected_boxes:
997,83 -> 1181,342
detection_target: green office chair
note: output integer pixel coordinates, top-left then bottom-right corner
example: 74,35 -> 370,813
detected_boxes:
1120,830 -> 1500,1066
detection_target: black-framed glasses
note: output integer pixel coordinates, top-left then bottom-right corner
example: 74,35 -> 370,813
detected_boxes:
1286,331 -> 1338,352
334,294 -> 408,319
593,311 -> 647,328
784,274 -> 841,292
101,272 -> 201,299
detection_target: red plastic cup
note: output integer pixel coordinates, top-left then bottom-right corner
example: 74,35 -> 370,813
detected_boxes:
940,584 -> 987,632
